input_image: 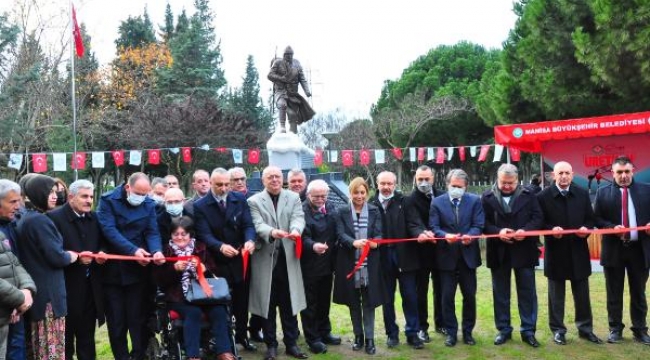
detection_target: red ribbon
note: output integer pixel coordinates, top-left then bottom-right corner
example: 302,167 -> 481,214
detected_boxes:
82,253 -> 213,298
242,250 -> 249,279
293,234 -> 302,259
345,225 -> 650,279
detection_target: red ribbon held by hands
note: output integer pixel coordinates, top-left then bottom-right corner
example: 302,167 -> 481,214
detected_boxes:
346,242 -> 372,279
290,234 -> 302,259
241,250 -> 249,279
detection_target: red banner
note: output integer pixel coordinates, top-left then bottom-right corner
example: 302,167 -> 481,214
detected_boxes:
459,146 -> 466,161
71,152 -> 86,170
32,154 -> 47,173
313,149 -> 323,166
342,150 -> 354,167
148,149 -> 161,165
181,147 -> 192,163
359,149 -> 370,165
391,148 -> 403,160
112,150 -> 125,166
248,149 -> 260,164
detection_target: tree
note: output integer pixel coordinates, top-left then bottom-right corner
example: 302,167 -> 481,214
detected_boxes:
0,12 -> 19,80
226,55 -> 273,131
330,119 -> 382,188
298,109 -> 347,149
115,9 -> 157,50
160,2 -> 175,42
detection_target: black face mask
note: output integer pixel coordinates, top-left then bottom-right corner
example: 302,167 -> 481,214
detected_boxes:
56,191 -> 67,206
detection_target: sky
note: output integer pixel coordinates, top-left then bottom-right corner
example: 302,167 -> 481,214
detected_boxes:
1,0 -> 518,119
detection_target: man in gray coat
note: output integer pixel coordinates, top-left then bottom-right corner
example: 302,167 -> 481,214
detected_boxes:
248,166 -> 307,360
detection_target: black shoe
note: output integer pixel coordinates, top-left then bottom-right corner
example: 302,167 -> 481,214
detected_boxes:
263,346 -> 277,360
463,333 -> 476,346
494,332 -> 511,345
522,334 -> 540,348
322,333 -> 341,345
365,339 -> 376,355
285,345 -> 309,359
607,330 -> 623,344
236,337 -> 258,351
307,341 -> 327,354
444,334 -> 457,347
407,335 -> 424,349
553,332 -> 566,345
352,335 -> 364,351
417,330 -> 430,343
435,327 -> 448,335
579,332 -> 603,344
250,329 -> 264,342
633,330 -> 650,345
386,335 -> 399,348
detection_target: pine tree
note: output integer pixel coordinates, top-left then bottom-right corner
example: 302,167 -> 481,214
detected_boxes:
161,2 -> 174,42
115,8 -> 157,50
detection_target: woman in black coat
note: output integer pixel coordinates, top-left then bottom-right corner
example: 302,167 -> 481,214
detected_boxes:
16,174 -> 78,360
333,177 -> 385,355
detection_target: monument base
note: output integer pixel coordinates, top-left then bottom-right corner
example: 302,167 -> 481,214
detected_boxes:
267,131 -> 314,170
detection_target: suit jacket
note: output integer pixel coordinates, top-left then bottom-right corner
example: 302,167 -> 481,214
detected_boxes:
332,203 -> 387,308
429,193 -> 484,271
370,192 -> 420,273
594,180 -> 650,268
406,188 -> 445,271
482,186 -> 543,269
16,209 -> 71,321
301,201 -> 338,279
247,189 -> 306,317
537,183 -> 595,280
47,204 -> 106,325
97,184 -> 162,286
194,191 -> 256,284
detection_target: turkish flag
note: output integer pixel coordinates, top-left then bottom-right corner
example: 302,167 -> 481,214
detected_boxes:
342,150 -> 354,167
459,146 -> 466,161
478,145 -> 490,162
72,5 -> 84,58
112,150 -> 124,166
148,149 -> 161,165
391,148 -> 403,160
215,147 -> 227,153
314,149 -> 323,166
509,147 -> 521,162
71,152 -> 86,170
181,147 -> 192,163
436,147 -> 445,164
32,154 -> 47,173
359,149 -> 370,165
417,147 -> 425,162
248,148 -> 260,164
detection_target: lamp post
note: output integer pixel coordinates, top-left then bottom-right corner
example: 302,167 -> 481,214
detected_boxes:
322,132 -> 338,162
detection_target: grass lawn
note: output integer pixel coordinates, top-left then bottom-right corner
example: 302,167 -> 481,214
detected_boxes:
95,266 -> 647,360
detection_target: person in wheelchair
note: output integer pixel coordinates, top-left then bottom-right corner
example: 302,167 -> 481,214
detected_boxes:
153,216 -> 236,360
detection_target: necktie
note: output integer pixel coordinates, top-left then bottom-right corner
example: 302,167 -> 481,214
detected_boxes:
560,189 -> 568,197
219,199 -> 226,211
452,198 -> 460,224
381,198 -> 390,210
622,187 -> 629,239
319,206 -> 327,214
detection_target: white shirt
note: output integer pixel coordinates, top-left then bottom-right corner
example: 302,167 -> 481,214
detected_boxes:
620,187 -> 638,241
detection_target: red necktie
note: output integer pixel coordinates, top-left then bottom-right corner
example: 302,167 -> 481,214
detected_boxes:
622,187 -> 629,239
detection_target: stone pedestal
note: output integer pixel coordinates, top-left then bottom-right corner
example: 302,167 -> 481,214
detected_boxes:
266,132 -> 314,170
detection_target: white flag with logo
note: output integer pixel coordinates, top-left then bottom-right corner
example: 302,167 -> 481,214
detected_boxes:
447,147 -> 454,161
129,150 -> 142,166
409,147 -> 416,162
53,153 -> 66,172
374,149 -> 385,164
329,150 -> 338,163
92,152 -> 105,168
232,149 -> 243,164
493,145 -> 504,162
427,147 -> 434,161
7,153 -> 23,170
470,146 -> 478,157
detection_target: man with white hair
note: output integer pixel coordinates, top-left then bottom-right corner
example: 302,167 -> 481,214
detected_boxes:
300,180 -> 341,354
48,179 -> 107,360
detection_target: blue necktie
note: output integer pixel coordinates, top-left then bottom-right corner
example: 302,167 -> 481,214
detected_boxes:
452,199 -> 460,224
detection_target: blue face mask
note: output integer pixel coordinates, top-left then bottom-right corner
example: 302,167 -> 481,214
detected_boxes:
165,203 -> 183,217
448,187 -> 465,200
127,193 -> 147,206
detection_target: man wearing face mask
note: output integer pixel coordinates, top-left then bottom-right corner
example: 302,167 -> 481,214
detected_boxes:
194,168 -> 258,352
429,169 -> 484,347
370,171 -> 423,350
157,188 -> 186,244
405,165 -> 446,342
482,164 -> 543,348
97,172 -> 166,360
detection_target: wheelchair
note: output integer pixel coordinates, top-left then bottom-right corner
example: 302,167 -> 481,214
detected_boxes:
145,290 -> 241,360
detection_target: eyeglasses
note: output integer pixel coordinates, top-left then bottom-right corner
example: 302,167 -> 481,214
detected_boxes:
310,195 -> 327,199
172,232 -> 189,237
232,177 -> 246,182
165,200 -> 183,205
615,170 -> 632,174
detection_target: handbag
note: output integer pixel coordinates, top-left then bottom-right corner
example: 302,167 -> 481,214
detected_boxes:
184,276 -> 231,305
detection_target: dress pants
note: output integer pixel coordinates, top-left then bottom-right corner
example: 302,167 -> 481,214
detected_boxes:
300,274 -> 333,343
416,267 -> 443,332
263,252 -> 299,348
104,282 -> 147,360
231,277 -> 252,341
440,259 -> 477,336
491,266 -> 537,336
548,277 -> 593,334
603,242 -> 649,333
5,318 -> 25,360
382,248 -> 419,338
66,280 -> 98,360
349,288 -> 376,339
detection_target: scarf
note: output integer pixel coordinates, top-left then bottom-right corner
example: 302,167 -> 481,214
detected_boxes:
169,238 -> 197,296
350,201 -> 369,289
491,183 -> 523,214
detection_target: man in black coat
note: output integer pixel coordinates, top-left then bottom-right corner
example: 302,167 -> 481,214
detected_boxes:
537,161 -> 602,345
594,156 -> 650,345
193,168 -> 257,352
482,164 -> 543,348
299,179 -> 341,354
47,179 -> 107,360
406,165 -> 445,342
370,171 -> 424,350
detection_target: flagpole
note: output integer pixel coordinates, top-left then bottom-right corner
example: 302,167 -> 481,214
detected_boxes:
70,1 -> 78,180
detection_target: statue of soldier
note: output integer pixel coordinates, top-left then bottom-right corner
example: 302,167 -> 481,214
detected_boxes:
268,46 -> 316,133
